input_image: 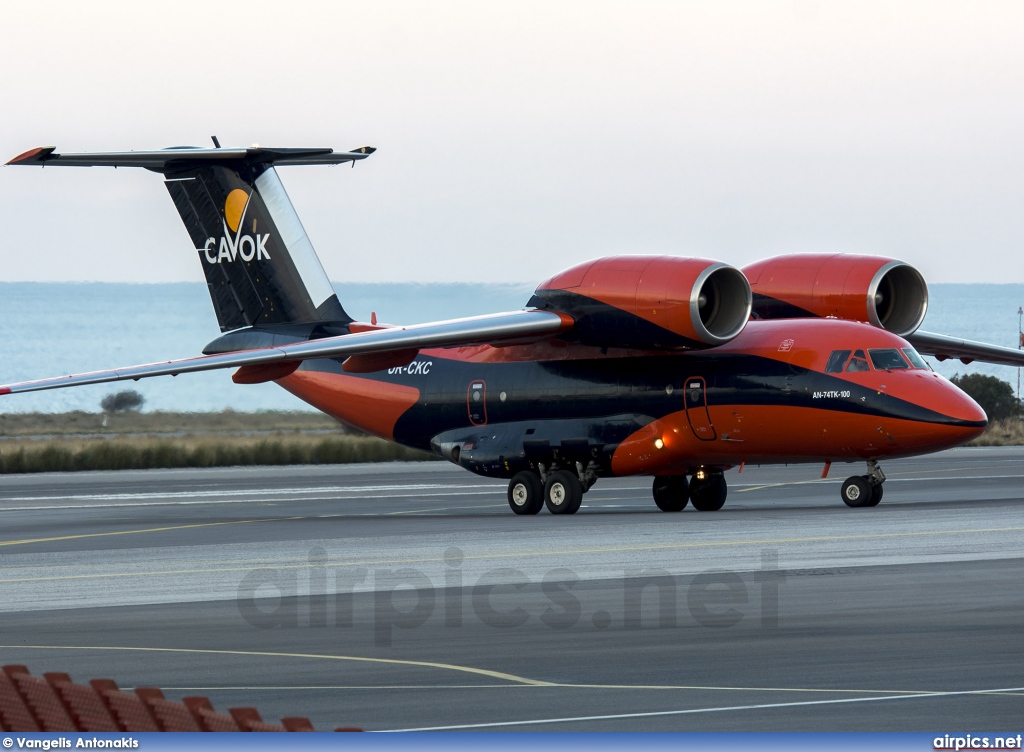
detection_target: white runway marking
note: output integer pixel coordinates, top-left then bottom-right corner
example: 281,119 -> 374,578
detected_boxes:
385,685 -> 1024,731
2,473 -> 1021,512
0,483 -> 500,503
0,488 -> 504,511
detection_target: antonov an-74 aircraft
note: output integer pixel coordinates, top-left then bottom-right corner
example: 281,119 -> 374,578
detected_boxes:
6,142 -> 1024,515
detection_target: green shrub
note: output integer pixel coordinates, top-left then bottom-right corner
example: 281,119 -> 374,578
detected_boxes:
951,374 -> 1024,422
100,390 -> 145,414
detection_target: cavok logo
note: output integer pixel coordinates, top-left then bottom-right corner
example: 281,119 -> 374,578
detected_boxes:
201,188 -> 271,264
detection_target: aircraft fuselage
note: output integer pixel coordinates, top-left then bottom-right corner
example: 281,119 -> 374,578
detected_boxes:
278,318 -> 987,481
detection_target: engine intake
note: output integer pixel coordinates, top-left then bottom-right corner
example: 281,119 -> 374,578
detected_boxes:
743,254 -> 928,337
869,261 -> 929,336
534,256 -> 752,350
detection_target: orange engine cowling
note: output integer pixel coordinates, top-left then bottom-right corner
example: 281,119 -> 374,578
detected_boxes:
742,253 -> 929,337
533,255 -> 752,350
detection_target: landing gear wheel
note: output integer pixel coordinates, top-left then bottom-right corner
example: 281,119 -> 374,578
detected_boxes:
866,480 -> 883,507
545,470 -> 583,515
653,476 -> 689,512
689,473 -> 727,511
841,476 -> 872,507
507,471 -> 544,515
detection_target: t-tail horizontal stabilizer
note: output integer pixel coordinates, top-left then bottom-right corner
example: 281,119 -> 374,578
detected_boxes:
6,145 -> 375,171
7,143 -> 375,332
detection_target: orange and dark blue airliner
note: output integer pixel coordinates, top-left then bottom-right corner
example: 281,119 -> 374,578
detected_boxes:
6,142 -> 1023,514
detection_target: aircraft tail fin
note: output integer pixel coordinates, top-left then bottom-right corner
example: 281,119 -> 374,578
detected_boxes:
164,162 -> 347,331
8,144 -> 375,332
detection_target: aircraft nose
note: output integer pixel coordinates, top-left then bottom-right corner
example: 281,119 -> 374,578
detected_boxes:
944,380 -> 988,426
891,371 -> 988,450
937,375 -> 988,441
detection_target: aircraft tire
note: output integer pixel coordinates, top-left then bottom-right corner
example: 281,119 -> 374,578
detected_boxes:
653,476 -> 689,512
841,476 -> 872,507
566,487 -> 584,514
507,471 -> 544,515
689,473 -> 726,511
866,480 -> 883,507
545,470 -> 583,515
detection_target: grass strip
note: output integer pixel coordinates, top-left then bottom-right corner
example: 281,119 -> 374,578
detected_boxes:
0,410 -> 345,437
0,434 -> 438,474
966,419 -> 1024,446
0,415 -> 1019,474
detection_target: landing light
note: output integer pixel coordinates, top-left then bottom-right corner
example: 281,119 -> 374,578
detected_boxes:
696,468 -> 706,480
654,438 -> 665,449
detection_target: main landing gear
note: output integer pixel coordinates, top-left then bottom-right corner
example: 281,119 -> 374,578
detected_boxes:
543,470 -> 584,515
506,464 -> 594,516
840,460 -> 885,508
652,470 -> 727,512
507,471 -> 544,515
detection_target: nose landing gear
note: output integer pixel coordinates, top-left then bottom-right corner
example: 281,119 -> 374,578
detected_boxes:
652,470 -> 727,512
689,471 -> 728,511
841,460 -> 885,508
653,476 -> 689,511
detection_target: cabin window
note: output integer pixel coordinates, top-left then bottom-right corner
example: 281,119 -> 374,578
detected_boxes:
825,350 -> 852,373
845,349 -> 871,373
901,347 -> 929,369
868,348 -> 910,370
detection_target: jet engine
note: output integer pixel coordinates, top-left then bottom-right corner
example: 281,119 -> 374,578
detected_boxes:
742,254 -> 929,337
532,256 -> 752,350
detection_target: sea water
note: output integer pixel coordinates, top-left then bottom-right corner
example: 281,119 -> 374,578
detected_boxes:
0,282 -> 533,413
0,282 -> 1021,414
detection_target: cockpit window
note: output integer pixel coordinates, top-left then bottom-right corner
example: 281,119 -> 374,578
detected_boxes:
845,349 -> 870,373
901,347 -> 929,369
825,350 -> 852,374
869,348 -> 910,370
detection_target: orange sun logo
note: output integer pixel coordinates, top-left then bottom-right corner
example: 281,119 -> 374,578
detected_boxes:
224,189 -> 249,233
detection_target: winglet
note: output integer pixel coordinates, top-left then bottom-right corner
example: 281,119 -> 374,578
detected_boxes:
6,146 -> 56,166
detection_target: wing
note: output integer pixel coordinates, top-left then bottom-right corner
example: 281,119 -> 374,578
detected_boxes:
908,330 -> 1024,368
0,310 -> 572,396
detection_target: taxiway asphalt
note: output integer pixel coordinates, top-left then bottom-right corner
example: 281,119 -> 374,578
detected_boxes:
0,448 -> 1021,731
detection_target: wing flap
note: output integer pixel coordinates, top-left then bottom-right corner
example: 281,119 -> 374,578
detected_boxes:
341,349 -> 420,374
908,330 -> 1024,368
0,309 -> 573,396
232,361 -> 302,385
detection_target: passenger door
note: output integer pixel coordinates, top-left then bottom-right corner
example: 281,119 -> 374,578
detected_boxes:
467,380 -> 488,426
684,376 -> 716,441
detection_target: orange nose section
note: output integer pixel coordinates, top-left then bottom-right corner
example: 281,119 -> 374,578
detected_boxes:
912,372 -> 988,448
939,378 -> 989,428
878,371 -> 987,454
949,405 -> 988,447
949,391 -> 988,444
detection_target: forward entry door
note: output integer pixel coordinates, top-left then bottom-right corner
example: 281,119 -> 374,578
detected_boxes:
684,377 -> 716,441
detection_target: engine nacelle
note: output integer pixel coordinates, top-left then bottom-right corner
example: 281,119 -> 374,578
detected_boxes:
742,254 -> 929,337
533,256 -> 752,350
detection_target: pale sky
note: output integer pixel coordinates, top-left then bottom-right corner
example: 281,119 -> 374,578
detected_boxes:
2,0 -> 1022,284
